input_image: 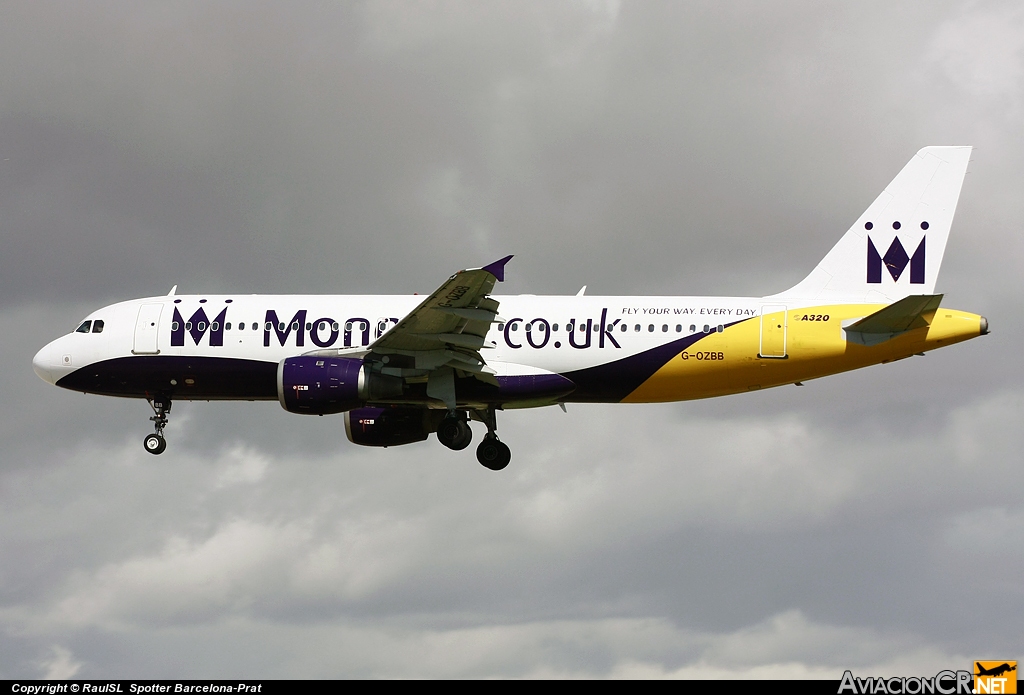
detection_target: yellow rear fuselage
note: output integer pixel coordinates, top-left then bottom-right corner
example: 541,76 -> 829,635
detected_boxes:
625,305 -> 985,402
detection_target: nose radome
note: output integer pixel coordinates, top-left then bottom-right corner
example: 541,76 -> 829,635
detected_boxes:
33,344 -> 53,384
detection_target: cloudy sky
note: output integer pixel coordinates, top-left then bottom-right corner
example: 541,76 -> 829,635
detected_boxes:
1,0 -> 1021,679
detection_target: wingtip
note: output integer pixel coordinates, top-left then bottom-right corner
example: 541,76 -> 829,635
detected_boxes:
481,254 -> 514,282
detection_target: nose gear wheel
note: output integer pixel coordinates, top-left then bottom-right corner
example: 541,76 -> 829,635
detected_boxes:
144,432 -> 166,455
144,395 -> 171,455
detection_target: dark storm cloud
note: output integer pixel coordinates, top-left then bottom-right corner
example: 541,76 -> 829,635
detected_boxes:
4,0 -> 1006,302
2,0 -> 1023,679
4,396 -> 1022,677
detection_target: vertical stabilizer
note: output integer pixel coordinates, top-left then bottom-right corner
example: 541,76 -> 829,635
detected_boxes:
771,146 -> 972,303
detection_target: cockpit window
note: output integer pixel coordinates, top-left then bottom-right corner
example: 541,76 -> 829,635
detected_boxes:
92,320 -> 104,333
76,321 -> 92,333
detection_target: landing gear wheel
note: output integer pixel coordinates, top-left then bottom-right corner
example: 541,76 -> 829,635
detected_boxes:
437,416 -> 473,451
144,395 -> 171,455
476,435 -> 511,470
144,433 -> 166,455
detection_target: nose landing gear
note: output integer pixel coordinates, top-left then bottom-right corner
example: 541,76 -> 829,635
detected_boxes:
144,396 -> 171,455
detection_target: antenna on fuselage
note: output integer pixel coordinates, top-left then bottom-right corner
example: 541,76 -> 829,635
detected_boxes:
576,285 -> 587,296
167,285 -> 178,296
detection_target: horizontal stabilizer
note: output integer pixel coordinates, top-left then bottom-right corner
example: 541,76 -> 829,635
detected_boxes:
844,294 -> 942,346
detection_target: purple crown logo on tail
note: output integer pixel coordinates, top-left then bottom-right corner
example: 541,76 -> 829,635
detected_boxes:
867,236 -> 925,284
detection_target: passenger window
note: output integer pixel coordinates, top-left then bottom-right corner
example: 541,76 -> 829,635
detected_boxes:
620,324 -> 627,332
717,324 -> 724,333
648,324 -> 654,332
92,320 -> 104,333
676,325 -> 682,332
226,322 -> 232,330
662,324 -> 668,332
76,321 -> 92,333
689,324 -> 696,333
252,323 -> 258,331
634,324 -> 640,332
552,324 -> 558,331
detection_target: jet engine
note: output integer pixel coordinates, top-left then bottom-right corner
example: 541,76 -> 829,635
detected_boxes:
277,356 -> 403,415
344,407 -> 437,447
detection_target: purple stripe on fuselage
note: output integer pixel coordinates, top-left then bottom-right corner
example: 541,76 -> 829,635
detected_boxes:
561,319 -> 749,402
56,356 -> 278,400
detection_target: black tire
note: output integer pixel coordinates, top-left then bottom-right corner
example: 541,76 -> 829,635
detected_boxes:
476,436 -> 510,470
438,417 -> 472,451
451,420 -> 472,450
144,433 -> 166,455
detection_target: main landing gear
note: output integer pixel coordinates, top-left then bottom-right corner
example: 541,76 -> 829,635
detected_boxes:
473,407 -> 510,471
435,407 -> 512,470
144,396 -> 171,455
476,435 -> 511,471
437,413 -> 473,451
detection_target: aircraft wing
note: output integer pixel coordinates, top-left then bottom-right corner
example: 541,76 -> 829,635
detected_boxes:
369,255 -> 510,354
364,256 -> 512,404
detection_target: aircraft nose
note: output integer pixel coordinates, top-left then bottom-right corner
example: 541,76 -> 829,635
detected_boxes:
32,343 -> 57,384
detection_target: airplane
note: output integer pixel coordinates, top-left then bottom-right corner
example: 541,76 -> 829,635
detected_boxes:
975,663 -> 1016,678
32,146 -> 988,470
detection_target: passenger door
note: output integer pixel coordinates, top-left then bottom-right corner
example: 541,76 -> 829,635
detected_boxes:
133,304 -> 163,355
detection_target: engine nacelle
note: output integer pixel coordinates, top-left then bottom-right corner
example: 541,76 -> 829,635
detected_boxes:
277,356 -> 403,415
344,407 -> 435,447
